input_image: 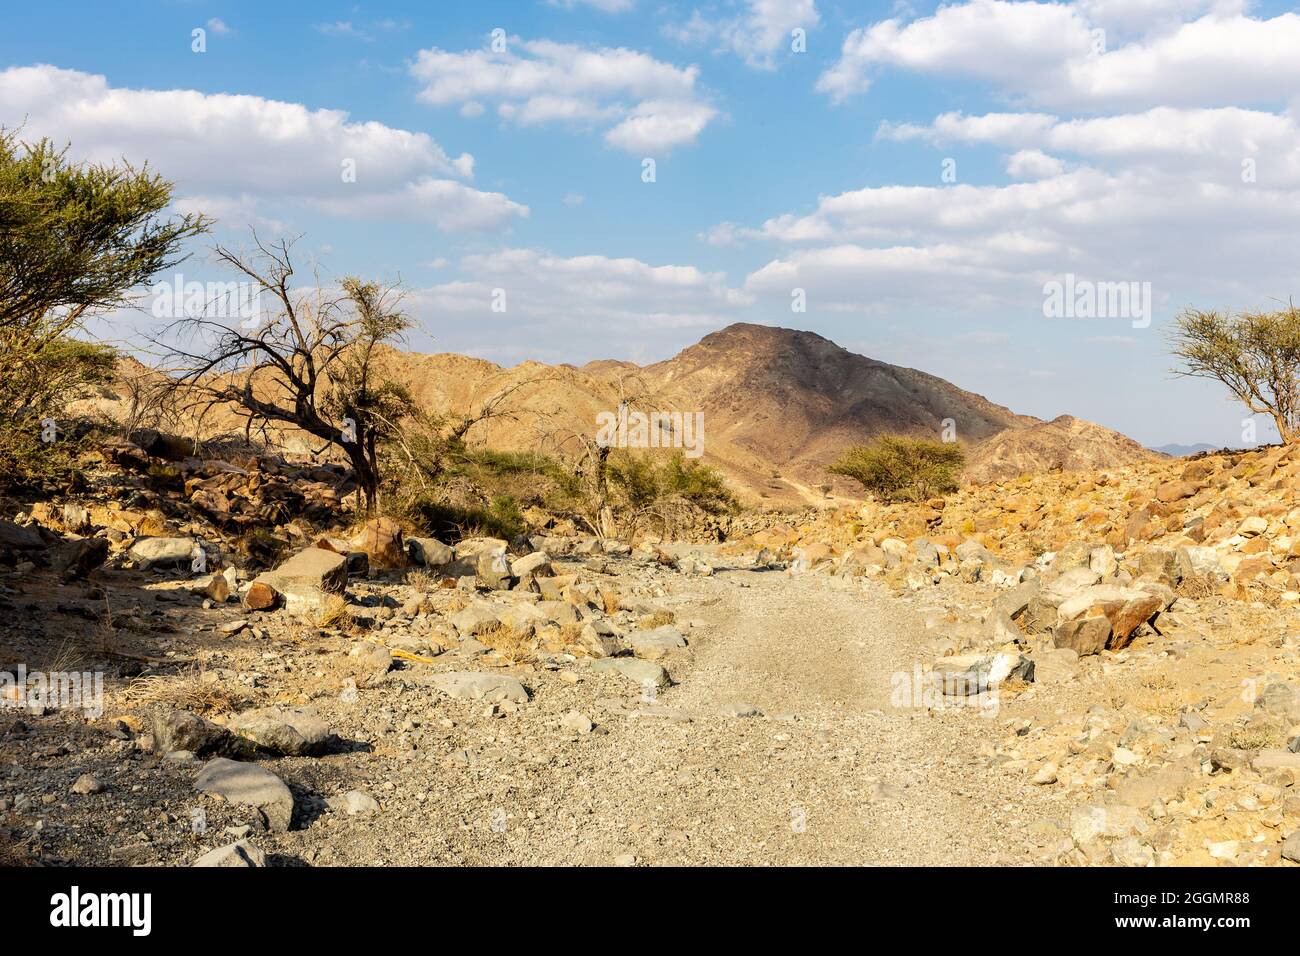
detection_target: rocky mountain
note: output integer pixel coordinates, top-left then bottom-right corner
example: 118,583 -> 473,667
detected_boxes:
381,323 -> 1153,502
86,323 -> 1156,504
966,415 -> 1162,485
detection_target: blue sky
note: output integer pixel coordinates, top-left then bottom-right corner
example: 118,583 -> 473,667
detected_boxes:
3,0 -> 1299,449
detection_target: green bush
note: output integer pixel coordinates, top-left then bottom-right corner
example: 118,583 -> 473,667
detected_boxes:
828,435 -> 964,502
402,495 -> 527,542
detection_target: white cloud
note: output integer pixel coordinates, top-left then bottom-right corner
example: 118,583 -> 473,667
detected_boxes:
1007,149 -> 1066,179
732,152 -> 1300,315
315,19 -> 409,42
818,1 -> 1300,110
669,0 -> 820,69
205,18 -> 233,36
312,177 -> 528,230
0,64 -> 526,232
882,107 -> 1300,184
412,248 -> 752,360
409,37 -> 717,154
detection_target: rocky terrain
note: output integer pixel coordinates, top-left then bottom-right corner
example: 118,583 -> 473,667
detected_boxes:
2,434 -> 1299,867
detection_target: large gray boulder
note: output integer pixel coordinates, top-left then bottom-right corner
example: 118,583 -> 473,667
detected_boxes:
227,707 -> 332,756
407,537 -> 453,568
429,671 -> 528,704
128,536 -> 196,570
152,710 -> 252,758
194,757 -> 295,832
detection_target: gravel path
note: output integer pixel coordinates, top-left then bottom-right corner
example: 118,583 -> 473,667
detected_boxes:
433,566 -> 1062,866
7,560 -> 1070,867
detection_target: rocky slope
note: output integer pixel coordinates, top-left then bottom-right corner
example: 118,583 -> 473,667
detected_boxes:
966,414 -> 1162,484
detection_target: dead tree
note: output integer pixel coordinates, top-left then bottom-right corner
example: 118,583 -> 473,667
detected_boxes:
152,233 -> 412,515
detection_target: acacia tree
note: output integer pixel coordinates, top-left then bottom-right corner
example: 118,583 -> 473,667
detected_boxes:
829,435 -> 965,502
1170,305 -> 1300,444
0,130 -> 206,487
156,235 -> 413,514
0,131 -> 206,332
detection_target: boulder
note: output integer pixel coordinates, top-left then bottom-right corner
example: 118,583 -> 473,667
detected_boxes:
227,707 -> 332,756
1155,480 -> 1198,503
1237,516 -> 1268,537
0,518 -> 47,553
627,626 -> 688,661
450,603 -> 503,636
246,547 -> 347,614
1043,566 -> 1102,602
1137,547 -> 1186,585
56,537 -> 109,582
407,537 -> 453,568
429,671 -> 528,704
476,548 -> 513,589
510,551 -> 553,579
128,536 -> 196,570
152,710 -> 252,758
576,621 -> 622,658
194,757 -> 295,833
1052,616 -> 1112,656
932,652 -> 1032,696
347,517 -> 402,569
955,539 -> 990,563
536,600 -> 580,626
193,840 -> 267,867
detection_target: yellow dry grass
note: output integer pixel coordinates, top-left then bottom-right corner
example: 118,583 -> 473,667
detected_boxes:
637,610 -> 676,630
119,667 -> 245,716
478,623 -> 537,665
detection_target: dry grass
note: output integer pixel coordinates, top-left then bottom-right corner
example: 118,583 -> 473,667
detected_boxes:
1175,573 -> 1217,599
404,568 -> 438,592
637,610 -> 676,629
38,635 -> 90,675
314,593 -> 352,629
478,622 -> 537,665
0,828 -> 35,866
119,666 -> 245,715
1228,724 -> 1281,750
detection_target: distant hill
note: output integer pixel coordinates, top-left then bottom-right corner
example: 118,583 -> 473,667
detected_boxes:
1152,442 -> 1221,457
967,415 -> 1162,484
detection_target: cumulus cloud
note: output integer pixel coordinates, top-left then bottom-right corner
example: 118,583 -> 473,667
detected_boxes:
880,107 -> 1300,183
668,0 -> 820,69
736,163 -> 1300,316
1006,149 -> 1066,179
817,1 -> 1300,110
759,2 -> 1300,324
0,64 -> 526,232
411,248 -> 752,361
409,37 -> 717,154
